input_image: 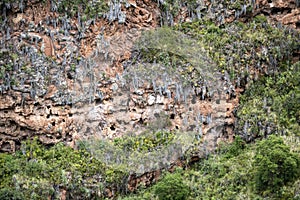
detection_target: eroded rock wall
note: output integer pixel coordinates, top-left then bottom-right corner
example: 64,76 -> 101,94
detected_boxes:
0,0 -> 299,153
0,0 -> 160,151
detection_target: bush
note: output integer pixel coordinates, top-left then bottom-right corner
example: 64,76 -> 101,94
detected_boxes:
154,169 -> 190,200
219,136 -> 246,158
0,188 -> 24,200
254,136 -> 300,196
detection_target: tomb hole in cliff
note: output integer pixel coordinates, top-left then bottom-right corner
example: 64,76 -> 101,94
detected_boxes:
296,21 -> 300,29
170,113 -> 175,120
110,125 -> 116,131
271,7 -> 292,15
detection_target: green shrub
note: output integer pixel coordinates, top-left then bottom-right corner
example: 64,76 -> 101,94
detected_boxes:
237,62 -> 300,139
219,136 -> 246,158
254,136 -> 300,197
154,169 -> 190,200
0,188 -> 24,200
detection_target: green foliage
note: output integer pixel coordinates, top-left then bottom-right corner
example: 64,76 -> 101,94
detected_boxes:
0,51 -> 15,79
154,169 -> 190,200
237,62 -> 300,139
122,136 -> 300,200
159,0 -> 198,17
57,0 -> 108,19
185,141 -> 255,199
0,138 -> 127,199
218,136 -> 246,158
130,26 -> 219,96
0,188 -> 24,200
82,129 -> 195,179
2,136 -> 298,199
175,19 -> 300,82
253,15 -> 268,24
254,136 -> 300,197
113,131 -> 175,152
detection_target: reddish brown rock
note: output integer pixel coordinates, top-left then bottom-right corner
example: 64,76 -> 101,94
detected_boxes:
42,35 -> 55,57
0,0 -> 297,155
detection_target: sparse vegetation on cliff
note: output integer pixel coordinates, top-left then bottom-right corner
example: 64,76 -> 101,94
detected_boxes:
0,0 -> 300,199
237,61 -> 300,140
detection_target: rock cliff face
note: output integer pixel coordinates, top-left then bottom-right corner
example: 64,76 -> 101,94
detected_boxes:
256,0 -> 300,28
0,0 -> 299,153
0,0 -> 159,152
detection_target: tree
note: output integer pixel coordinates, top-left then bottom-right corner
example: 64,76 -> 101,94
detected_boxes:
254,136 -> 300,196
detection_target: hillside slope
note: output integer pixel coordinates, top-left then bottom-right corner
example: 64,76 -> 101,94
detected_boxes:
0,0 -> 299,199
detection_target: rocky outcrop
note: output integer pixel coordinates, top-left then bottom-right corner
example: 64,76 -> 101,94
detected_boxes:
0,0 -> 299,153
255,0 -> 300,28
1,1 -> 299,199
0,0 -> 160,152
